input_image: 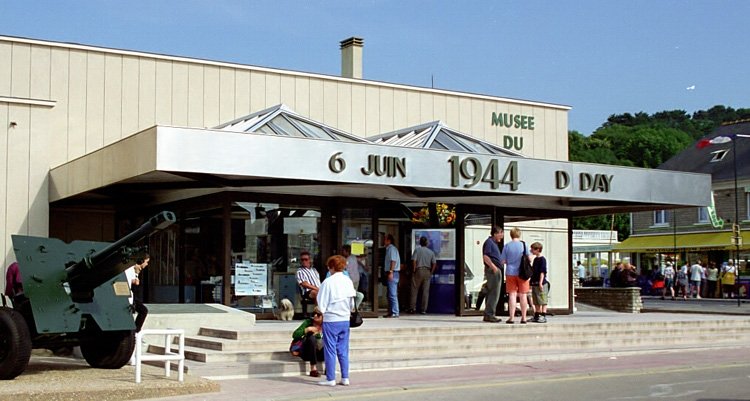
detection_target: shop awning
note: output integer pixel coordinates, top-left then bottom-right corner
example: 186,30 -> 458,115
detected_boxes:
613,232 -> 750,253
573,244 -> 618,253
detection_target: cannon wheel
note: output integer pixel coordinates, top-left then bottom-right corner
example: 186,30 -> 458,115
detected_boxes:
80,326 -> 135,369
0,307 -> 32,380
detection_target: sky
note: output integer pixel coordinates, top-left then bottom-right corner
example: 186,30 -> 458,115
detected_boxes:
2,0 -> 749,135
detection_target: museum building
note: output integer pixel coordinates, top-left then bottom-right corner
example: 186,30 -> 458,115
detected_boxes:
0,35 -> 711,316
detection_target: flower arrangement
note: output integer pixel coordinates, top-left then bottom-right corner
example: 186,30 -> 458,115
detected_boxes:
411,203 -> 456,227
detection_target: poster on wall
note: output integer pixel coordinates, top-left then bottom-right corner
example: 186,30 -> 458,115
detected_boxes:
234,263 -> 268,296
412,229 -> 456,314
412,229 -> 456,260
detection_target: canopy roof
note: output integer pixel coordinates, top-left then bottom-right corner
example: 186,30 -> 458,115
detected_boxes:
215,104 -> 368,143
48,107 -> 712,218
369,121 -> 522,157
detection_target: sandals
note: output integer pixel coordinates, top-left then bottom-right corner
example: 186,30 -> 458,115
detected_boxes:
505,319 -> 514,324
309,370 -> 320,377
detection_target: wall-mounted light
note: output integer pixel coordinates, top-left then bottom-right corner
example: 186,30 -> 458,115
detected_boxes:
9,121 -> 17,128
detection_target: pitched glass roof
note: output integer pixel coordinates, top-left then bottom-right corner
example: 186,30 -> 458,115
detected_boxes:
214,104 -> 368,143
368,121 -> 523,157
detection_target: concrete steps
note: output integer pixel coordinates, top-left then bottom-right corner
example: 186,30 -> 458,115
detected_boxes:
141,316 -> 750,378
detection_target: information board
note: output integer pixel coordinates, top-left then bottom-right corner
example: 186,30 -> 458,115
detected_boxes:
234,263 -> 268,296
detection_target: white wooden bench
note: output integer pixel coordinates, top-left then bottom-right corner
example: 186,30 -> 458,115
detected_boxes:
134,328 -> 185,384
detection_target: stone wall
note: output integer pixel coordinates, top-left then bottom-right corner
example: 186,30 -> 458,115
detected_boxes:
575,287 -> 643,313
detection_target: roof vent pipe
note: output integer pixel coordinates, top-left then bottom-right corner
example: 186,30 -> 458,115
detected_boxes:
340,37 -> 363,79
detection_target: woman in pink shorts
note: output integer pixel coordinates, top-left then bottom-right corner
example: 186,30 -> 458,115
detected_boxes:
500,227 -> 531,324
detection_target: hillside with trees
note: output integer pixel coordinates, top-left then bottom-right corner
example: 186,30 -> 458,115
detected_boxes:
570,105 -> 750,240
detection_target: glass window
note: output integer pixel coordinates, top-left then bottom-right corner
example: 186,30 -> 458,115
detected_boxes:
340,208 -> 374,312
697,207 -> 709,223
654,210 -> 668,225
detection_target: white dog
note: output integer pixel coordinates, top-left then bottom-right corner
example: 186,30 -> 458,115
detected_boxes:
277,298 -> 294,321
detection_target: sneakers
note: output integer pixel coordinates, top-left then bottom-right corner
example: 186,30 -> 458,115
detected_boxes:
483,316 -> 501,323
317,380 -> 336,386
536,316 -> 547,323
340,378 -> 350,386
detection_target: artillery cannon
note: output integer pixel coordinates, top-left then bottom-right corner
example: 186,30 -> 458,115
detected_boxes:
0,211 -> 176,379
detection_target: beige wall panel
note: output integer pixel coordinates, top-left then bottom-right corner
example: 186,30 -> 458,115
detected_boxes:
265,73 -> 281,108
6,105 -> 30,237
522,105 -> 539,158
337,83 -> 352,133
219,67 -> 235,124
433,94 -> 447,124
249,71 -> 266,112
30,45 -> 51,99
67,50 -> 87,159
203,66 -> 220,128
279,75 -> 295,110
0,41 -> 11,95
121,56 -> 140,137
351,84 -> 365,136
85,52 -> 105,151
0,104 -> 7,266
187,64 -> 204,127
378,87 -> 394,134
392,90 -> 406,130
308,78 -> 323,122
322,80 -> 337,126
445,96 -> 459,128
470,99 -> 485,141
483,101 -> 499,147
138,58 -> 156,129
10,43 -> 30,98
29,106 -> 50,236
364,86 -> 379,136
49,48 -> 69,167
533,107 -> 547,159
171,63 -> 188,126
406,91 -> 420,127
458,97 -> 471,133
557,111 -> 569,161
419,93 -> 433,124
234,70 -> 250,116
294,77 -> 310,117
103,54 -> 123,145
506,103 -> 523,155
155,60 -> 173,125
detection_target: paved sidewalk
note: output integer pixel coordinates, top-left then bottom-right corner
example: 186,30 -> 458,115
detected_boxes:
4,305 -> 749,401
137,345 -> 750,401
640,295 -> 750,315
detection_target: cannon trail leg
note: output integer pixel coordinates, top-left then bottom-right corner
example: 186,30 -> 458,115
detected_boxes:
0,307 -> 32,380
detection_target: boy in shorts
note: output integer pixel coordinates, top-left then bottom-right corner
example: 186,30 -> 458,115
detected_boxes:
530,242 -> 549,323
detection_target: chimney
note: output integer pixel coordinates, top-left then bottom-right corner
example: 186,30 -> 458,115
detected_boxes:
340,37 -> 363,79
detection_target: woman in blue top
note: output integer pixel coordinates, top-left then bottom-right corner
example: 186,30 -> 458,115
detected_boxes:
500,227 -> 531,324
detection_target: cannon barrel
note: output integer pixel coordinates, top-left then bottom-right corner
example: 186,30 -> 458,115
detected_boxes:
65,211 -> 176,301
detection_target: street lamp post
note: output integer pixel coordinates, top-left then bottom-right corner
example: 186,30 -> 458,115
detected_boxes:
699,132 -> 748,306
730,136 -> 748,307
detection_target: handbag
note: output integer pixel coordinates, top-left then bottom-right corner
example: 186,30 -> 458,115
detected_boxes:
289,338 -> 304,356
518,241 -> 533,281
350,299 -> 363,328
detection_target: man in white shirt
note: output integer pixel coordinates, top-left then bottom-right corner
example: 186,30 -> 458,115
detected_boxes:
689,260 -> 704,299
125,255 -> 150,332
296,251 -> 321,303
